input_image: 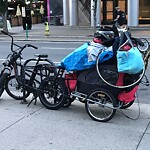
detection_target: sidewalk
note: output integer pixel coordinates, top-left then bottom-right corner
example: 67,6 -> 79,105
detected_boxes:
0,91 -> 150,150
0,24 -> 95,42
0,23 -> 150,42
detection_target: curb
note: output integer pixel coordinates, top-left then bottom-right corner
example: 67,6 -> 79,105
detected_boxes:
0,37 -> 149,43
0,36 -> 92,42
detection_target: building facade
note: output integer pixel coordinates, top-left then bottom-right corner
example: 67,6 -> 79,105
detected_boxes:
7,0 -> 150,27
7,0 -> 63,26
63,0 -> 150,27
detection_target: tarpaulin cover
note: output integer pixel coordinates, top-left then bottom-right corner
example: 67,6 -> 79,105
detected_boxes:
60,43 -> 113,71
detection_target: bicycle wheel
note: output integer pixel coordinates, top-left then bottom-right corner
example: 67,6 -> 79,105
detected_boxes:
120,100 -> 134,109
37,64 -> 56,81
143,47 -> 150,70
39,76 -> 68,110
0,73 -> 9,97
24,59 -> 57,87
24,58 -> 57,78
137,38 -> 149,52
85,88 -> 117,122
5,75 -> 30,100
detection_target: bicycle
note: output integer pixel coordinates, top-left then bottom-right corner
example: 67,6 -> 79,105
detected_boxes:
0,30 -> 37,97
96,25 -> 149,53
0,31 -> 56,105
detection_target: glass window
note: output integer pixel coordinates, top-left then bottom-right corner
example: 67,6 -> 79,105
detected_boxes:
118,0 -> 126,12
107,1 -> 113,20
139,0 -> 150,18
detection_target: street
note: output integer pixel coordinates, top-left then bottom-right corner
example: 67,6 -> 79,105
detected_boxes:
0,41 -> 83,63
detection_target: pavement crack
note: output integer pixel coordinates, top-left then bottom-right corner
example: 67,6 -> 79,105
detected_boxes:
135,120 -> 150,150
0,107 -> 43,134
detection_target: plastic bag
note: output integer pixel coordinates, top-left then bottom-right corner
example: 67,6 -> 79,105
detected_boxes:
117,47 -> 144,74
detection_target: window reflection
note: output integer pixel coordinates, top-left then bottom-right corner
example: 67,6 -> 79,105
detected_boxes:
101,0 -> 150,24
139,0 -> 150,18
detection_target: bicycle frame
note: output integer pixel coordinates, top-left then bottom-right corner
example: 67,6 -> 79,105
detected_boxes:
1,31 -> 56,104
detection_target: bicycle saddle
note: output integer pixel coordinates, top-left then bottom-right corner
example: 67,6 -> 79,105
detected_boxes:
35,54 -> 48,58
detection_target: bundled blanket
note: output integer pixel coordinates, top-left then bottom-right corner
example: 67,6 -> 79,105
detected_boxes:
60,42 -> 114,71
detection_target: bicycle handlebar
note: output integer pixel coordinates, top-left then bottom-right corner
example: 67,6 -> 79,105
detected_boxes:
19,44 -> 38,54
1,31 -> 38,52
27,44 -> 38,49
1,30 -> 11,37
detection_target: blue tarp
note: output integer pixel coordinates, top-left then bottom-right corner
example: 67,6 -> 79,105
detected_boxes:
60,42 -> 114,71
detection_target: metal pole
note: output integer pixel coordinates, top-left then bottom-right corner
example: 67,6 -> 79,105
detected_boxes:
63,0 -> 69,25
128,0 -> 139,26
91,0 -> 94,27
69,0 -> 78,26
26,23 -> 28,40
47,0 -> 50,23
96,0 -> 101,26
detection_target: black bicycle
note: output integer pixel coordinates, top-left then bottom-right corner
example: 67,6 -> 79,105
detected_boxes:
0,30 -> 38,97
96,25 -> 149,53
0,31 -> 56,104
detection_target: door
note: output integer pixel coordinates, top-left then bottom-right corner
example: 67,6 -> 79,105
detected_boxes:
139,0 -> 150,23
101,0 -> 115,24
101,0 -> 127,25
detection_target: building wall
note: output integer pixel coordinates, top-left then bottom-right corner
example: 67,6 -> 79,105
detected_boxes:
8,0 -> 150,27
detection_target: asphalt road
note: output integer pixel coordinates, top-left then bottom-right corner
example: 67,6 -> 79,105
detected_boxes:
0,40 -> 150,104
0,41 -> 83,63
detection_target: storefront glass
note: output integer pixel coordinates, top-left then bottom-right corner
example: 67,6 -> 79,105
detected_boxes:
139,0 -> 150,23
101,0 -> 127,24
118,0 -> 126,12
101,0 -> 149,24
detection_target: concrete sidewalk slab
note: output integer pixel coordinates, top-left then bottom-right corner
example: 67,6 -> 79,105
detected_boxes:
0,91 -> 150,150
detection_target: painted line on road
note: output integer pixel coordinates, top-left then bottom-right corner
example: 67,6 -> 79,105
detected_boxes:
0,59 -> 60,64
41,47 -> 75,50
0,40 -> 84,44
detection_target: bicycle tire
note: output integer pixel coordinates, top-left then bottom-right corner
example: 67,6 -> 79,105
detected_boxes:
24,58 -> 57,77
120,100 -> 134,109
96,52 -> 145,89
85,88 -> 117,122
143,47 -> 150,70
39,76 -> 68,110
137,38 -> 149,52
0,73 -> 9,97
5,75 -> 30,100
23,58 -> 57,87
6,65 -> 53,100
